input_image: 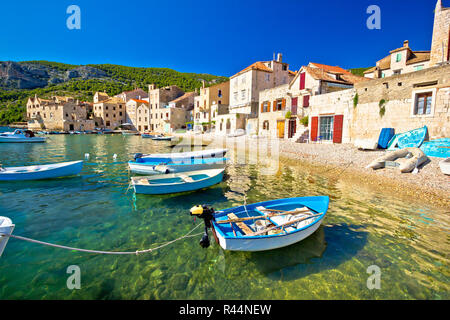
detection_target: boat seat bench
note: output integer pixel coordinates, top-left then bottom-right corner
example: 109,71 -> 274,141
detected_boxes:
227,213 -> 254,235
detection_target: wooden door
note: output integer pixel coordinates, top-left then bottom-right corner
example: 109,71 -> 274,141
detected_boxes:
277,120 -> 285,139
288,119 -> 297,138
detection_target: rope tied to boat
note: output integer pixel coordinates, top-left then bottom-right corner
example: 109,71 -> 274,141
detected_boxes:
0,222 -> 204,256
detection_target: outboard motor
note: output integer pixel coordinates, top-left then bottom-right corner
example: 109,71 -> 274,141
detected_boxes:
134,153 -> 143,162
190,205 -> 215,248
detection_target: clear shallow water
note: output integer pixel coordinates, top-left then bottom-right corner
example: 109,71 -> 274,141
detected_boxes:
0,127 -> 448,300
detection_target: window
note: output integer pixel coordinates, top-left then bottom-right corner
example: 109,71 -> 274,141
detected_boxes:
218,90 -> 222,98
396,53 -> 402,62
119,112 -> 123,116
265,74 -> 270,82
393,70 -> 401,75
319,116 -> 334,141
241,90 -> 246,100
381,72 -> 386,78
282,65 -> 287,71
276,100 -> 283,111
414,92 -> 432,115
414,65 -> 424,71
233,92 -> 238,101
262,120 -> 269,130
106,106 -> 108,110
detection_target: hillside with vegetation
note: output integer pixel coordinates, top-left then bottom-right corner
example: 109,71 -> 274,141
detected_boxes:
0,61 -> 228,124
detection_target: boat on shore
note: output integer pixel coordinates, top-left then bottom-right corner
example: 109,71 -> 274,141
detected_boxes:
129,157 -> 227,174
131,168 -> 224,194
0,160 -> 83,181
0,129 -> 46,143
152,135 -> 173,141
387,126 -> 427,150
134,148 -> 227,162
366,147 -> 428,173
420,138 -> 450,158
439,158 -> 450,175
190,196 -> 329,251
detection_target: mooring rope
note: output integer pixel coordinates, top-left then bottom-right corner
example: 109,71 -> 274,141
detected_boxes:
0,222 -> 204,256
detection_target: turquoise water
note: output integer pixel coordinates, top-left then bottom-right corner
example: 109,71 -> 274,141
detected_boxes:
0,127 -> 448,299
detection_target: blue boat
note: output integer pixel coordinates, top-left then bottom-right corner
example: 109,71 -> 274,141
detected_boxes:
128,157 -> 227,174
131,168 -> 224,195
190,196 -> 329,252
378,128 -> 395,149
141,133 -> 155,138
420,138 -> 450,158
387,126 -> 427,150
0,161 -> 83,181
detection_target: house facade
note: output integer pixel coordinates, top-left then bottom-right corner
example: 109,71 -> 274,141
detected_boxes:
126,99 -> 150,131
148,84 -> 185,132
93,94 -> 126,130
193,81 -> 230,132
27,95 -> 95,131
216,53 -> 295,135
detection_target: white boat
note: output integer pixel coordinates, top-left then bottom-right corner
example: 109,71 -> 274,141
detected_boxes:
134,148 -> 227,162
131,168 -> 225,195
190,196 -> 329,252
0,160 -> 83,181
128,157 -> 227,175
0,216 -> 14,257
0,129 -> 46,143
354,139 -> 378,150
152,135 -> 173,141
439,158 -> 450,175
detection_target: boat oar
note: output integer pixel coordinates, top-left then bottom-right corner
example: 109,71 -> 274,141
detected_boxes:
246,213 -> 323,237
216,208 -> 312,224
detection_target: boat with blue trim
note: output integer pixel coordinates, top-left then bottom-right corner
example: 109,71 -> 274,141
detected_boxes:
128,157 -> 227,174
0,160 -> 83,181
190,196 -> 329,252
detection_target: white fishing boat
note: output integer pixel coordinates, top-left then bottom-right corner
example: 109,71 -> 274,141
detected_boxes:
134,148 -> 227,162
131,168 -> 225,195
227,129 -> 245,138
0,216 -> 14,257
439,158 -> 450,175
0,160 -> 83,181
152,135 -> 173,141
0,129 -> 46,143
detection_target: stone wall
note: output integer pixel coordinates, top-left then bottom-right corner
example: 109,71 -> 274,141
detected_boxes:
430,3 -> 450,66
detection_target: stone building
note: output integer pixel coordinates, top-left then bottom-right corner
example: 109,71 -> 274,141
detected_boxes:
114,88 -> 148,102
126,98 -> 149,131
216,53 -> 295,135
148,84 -> 185,132
27,95 -> 95,131
309,64 -> 450,144
193,81 -> 229,132
430,0 -> 450,66
93,93 -> 126,130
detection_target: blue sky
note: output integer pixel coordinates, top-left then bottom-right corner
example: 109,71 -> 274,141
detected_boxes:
0,0 -> 442,76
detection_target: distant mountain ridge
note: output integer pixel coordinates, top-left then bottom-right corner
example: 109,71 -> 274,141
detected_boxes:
0,60 -> 228,90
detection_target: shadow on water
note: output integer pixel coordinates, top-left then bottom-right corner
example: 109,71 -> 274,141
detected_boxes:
225,223 -> 368,281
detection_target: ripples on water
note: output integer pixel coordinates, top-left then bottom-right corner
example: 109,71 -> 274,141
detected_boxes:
0,129 -> 448,299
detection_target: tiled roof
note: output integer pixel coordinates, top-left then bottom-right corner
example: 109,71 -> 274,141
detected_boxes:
130,99 -> 149,104
231,61 -> 273,78
96,92 -> 109,97
170,92 -> 196,104
406,51 -> 430,65
309,63 -> 352,75
305,66 -> 368,85
95,97 -> 125,104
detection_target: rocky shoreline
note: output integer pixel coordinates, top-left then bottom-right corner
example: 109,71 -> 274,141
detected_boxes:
177,133 -> 450,208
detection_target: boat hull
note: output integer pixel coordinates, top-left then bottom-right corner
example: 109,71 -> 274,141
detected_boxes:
132,169 -> 224,195
137,148 -> 227,163
0,217 -> 14,257
420,138 -> 450,158
439,158 -> 450,175
128,158 -> 227,175
212,196 -> 329,252
388,126 -> 427,150
0,137 -> 46,143
0,160 -> 83,181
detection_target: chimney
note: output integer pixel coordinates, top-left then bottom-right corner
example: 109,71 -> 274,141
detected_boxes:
403,40 -> 409,48
202,80 -> 205,89
277,53 -> 283,63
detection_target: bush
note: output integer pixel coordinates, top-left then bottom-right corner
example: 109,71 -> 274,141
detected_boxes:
300,116 -> 309,126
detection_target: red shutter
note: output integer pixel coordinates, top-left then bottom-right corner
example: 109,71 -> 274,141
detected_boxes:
282,98 -> 286,110
303,95 -> 310,108
261,102 -> 264,113
273,101 -> 277,112
311,116 -> 318,142
291,97 -> 298,107
291,97 -> 298,115
333,115 -> 344,144
300,72 -> 306,90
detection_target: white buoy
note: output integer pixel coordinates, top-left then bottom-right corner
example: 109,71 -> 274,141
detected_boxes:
84,153 -> 90,159
113,154 -> 117,160
0,217 -> 14,258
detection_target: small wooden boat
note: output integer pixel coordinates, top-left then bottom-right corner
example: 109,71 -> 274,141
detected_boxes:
439,158 -> 450,175
387,126 -> 427,150
0,216 -> 14,257
0,160 -> 83,181
420,138 -> 450,158
131,168 -> 224,195
128,157 -> 227,175
0,129 -> 46,143
134,148 -> 227,162
141,132 -> 155,138
190,196 -> 329,251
